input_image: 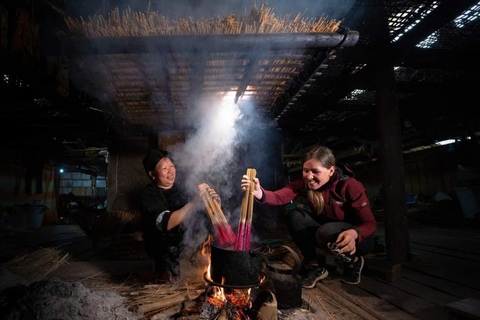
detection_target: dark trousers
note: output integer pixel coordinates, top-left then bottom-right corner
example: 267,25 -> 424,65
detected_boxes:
287,209 -> 374,262
144,239 -> 182,276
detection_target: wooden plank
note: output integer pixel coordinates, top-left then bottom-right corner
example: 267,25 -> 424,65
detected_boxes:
410,226 -> 480,241
355,276 -> 450,320
321,279 -> 420,320
367,274 -> 459,306
446,298 -> 480,319
401,268 -> 480,300
404,244 -> 480,290
408,242 -> 480,262
376,225 -> 480,254
315,282 -> 385,320
302,289 -> 364,320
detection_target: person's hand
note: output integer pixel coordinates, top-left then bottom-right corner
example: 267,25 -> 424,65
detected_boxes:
335,229 -> 358,255
241,175 -> 262,200
207,186 -> 221,206
197,183 -> 221,206
192,183 -> 209,208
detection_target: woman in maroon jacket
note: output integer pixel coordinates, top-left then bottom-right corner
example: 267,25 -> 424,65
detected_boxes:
241,145 -> 377,287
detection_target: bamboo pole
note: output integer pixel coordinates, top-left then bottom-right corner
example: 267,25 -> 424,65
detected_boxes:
244,169 -> 256,250
235,168 -> 257,250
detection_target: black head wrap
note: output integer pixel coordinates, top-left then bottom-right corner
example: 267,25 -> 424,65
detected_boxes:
142,149 -> 171,177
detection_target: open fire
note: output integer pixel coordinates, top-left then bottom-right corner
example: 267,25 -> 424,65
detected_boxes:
200,236 -> 274,320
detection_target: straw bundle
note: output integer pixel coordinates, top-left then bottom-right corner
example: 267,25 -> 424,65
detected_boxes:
64,3 -> 342,37
5,247 -> 69,284
200,185 -> 236,246
235,168 -> 256,251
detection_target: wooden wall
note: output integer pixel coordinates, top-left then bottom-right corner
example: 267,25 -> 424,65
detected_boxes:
354,144 -> 468,202
403,147 -> 456,197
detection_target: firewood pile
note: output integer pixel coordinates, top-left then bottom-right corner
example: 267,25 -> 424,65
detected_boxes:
128,279 -> 205,319
64,2 -> 342,37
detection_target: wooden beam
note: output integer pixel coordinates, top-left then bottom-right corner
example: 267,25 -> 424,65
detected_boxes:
63,32 -> 360,56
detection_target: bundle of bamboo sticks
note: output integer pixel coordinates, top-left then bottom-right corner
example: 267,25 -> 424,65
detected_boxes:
200,185 -> 236,246
64,3 -> 342,37
235,168 -> 256,251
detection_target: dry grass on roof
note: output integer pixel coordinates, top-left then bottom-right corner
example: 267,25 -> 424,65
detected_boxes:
64,3 -> 342,37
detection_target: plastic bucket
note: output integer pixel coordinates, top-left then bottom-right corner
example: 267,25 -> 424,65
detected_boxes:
23,206 -> 45,229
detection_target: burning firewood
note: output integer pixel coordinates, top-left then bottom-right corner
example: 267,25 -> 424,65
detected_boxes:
235,168 -> 256,250
200,185 -> 236,246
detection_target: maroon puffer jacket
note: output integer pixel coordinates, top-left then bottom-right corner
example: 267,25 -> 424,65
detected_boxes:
259,163 -> 377,242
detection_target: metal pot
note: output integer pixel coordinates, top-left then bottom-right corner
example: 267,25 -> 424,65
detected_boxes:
210,244 -> 263,286
266,245 -> 303,309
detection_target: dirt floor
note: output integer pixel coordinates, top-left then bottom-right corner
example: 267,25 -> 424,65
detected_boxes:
0,269 -> 140,320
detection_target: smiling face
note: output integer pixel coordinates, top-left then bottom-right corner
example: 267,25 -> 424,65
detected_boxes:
149,157 -> 176,189
302,159 -> 335,190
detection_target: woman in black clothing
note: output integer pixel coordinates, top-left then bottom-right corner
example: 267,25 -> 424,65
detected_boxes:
141,149 -> 218,281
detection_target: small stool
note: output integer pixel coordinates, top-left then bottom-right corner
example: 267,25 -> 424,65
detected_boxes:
446,298 -> 480,320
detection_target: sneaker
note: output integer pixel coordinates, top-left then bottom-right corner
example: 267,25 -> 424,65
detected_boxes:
301,264 -> 329,289
342,256 -> 364,284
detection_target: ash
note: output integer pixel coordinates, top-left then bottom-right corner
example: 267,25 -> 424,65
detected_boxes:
198,302 -> 221,319
3,277 -> 140,320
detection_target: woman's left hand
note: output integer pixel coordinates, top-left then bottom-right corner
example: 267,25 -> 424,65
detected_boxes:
336,229 -> 358,255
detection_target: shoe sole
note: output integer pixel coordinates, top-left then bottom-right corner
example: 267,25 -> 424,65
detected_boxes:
302,269 -> 329,289
342,256 -> 364,285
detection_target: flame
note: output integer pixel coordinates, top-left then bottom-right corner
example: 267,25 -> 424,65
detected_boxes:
201,234 -> 212,255
260,274 -> 266,282
203,234 -> 212,278
201,234 -> 254,316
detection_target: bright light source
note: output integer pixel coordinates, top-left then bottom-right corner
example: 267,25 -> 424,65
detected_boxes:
59,168 -> 64,173
436,139 -> 456,146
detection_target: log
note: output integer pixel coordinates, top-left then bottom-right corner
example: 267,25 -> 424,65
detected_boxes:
137,289 -> 203,313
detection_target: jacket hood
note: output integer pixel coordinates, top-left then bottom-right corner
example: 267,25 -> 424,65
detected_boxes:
335,162 -> 354,180
316,162 -> 353,191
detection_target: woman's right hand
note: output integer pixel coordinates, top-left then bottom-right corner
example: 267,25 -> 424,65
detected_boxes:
241,175 -> 262,200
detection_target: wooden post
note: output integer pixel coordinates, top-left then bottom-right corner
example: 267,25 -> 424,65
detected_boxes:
374,50 -> 409,271
372,0 -> 409,278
